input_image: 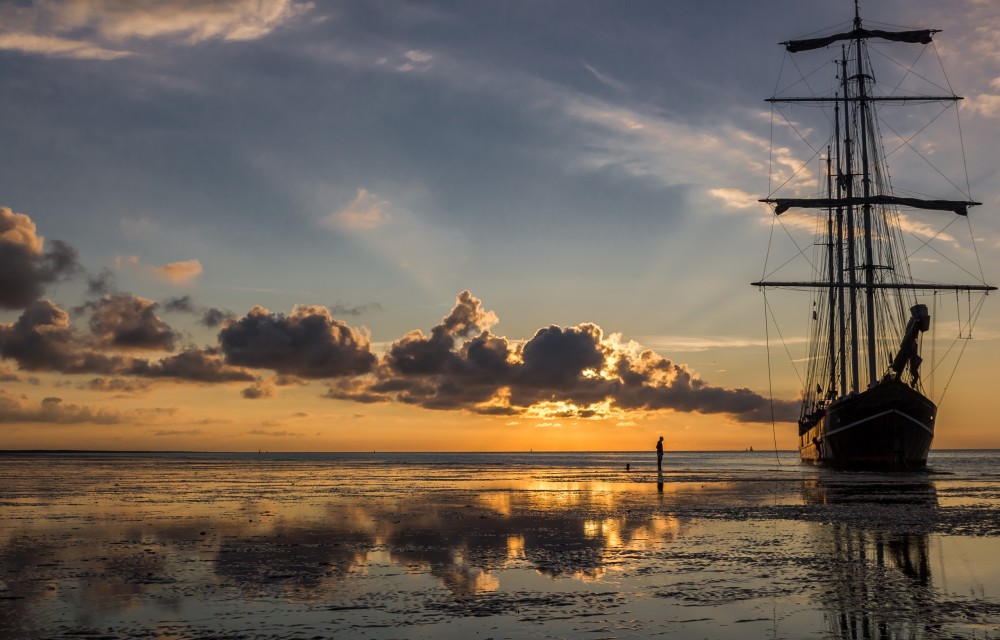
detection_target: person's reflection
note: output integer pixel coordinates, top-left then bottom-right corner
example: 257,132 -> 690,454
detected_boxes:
657,471 -> 664,493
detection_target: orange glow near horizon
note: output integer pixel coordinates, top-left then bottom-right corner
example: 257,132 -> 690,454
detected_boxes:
2,336 -> 999,452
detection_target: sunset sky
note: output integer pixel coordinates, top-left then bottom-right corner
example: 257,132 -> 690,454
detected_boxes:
1,0 -> 998,452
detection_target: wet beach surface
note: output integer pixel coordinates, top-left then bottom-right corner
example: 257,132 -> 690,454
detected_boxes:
1,452 -> 998,639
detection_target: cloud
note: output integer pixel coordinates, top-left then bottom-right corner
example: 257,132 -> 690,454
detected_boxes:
220,304 -> 376,378
81,377 -> 152,394
163,295 -> 195,313
0,391 -> 124,425
87,267 -> 117,296
381,291 -> 498,378
330,301 -> 383,317
115,255 -> 203,285
242,377 -> 275,399
330,291 -> 797,423
0,299 -> 253,383
79,294 -> 178,352
0,207 -> 80,309
323,188 -> 392,231
0,364 -> 22,383
707,187 -> 763,211
966,94 -> 1000,119
0,32 -> 129,60
247,429 -> 300,437
582,61 -> 629,92
396,49 -> 434,73
325,378 -> 390,404
0,0 -> 312,59
0,300 -> 127,374
0,268 -> 794,423
158,295 -> 235,328
201,307 -> 236,328
149,428 -> 202,437
129,348 -> 256,383
151,259 -> 203,285
83,0 -> 312,43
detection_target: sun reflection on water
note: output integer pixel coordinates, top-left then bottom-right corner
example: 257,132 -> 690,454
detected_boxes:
2,455 -> 999,639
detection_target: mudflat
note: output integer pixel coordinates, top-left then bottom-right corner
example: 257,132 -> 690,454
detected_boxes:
1,451 -> 998,638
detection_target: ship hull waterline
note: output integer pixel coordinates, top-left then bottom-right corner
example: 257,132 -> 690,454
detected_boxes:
799,380 -> 936,470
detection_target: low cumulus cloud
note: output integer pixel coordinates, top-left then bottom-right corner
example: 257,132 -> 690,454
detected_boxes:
116,256 -> 204,286
0,300 -> 127,374
87,267 -> 117,296
202,307 -> 236,328
0,204 -> 794,425
242,377 -> 275,399
330,291 -> 797,423
0,207 -> 80,309
163,295 -> 195,313
79,294 -> 178,352
220,305 -> 376,378
129,348 -> 256,383
161,295 -> 236,329
159,295 -> 236,329
0,299 -> 253,383
240,374 -> 305,400
152,259 -> 203,285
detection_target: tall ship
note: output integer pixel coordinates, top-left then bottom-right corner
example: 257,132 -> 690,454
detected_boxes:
752,3 -> 995,469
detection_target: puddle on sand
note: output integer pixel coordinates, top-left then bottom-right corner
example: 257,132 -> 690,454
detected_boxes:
1,458 -> 998,638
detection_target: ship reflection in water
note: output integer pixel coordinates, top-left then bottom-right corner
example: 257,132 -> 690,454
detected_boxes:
802,478 -> 940,639
1,456 -> 999,639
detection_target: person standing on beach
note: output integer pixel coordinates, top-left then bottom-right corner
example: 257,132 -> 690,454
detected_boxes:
656,436 -> 664,471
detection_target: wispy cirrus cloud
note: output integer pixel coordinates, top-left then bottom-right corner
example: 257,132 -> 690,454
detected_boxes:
0,0 -> 313,59
0,390 -> 123,425
0,32 -> 129,60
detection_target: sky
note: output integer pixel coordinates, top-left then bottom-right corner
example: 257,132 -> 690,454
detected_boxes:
1,0 -> 998,452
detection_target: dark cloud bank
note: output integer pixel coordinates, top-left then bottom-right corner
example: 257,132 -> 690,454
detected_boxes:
0,209 -> 796,424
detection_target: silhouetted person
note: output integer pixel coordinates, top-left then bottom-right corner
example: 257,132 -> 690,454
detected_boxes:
656,436 -> 664,471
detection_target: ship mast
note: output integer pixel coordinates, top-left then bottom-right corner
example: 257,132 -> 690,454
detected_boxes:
833,93 -> 847,397
754,4 -> 996,401
840,46 -> 860,393
854,4 -> 879,389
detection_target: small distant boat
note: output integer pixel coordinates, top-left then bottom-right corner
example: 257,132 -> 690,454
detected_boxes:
753,3 -> 995,469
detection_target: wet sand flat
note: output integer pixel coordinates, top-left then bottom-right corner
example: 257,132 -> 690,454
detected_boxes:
1,452 -> 999,639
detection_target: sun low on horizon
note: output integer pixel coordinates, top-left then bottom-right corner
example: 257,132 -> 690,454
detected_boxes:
1,0 -> 999,453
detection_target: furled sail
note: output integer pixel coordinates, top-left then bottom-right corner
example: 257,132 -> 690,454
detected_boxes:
782,28 -> 937,53
762,196 -> 978,216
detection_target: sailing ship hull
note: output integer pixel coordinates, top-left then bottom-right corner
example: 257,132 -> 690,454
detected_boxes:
799,380 -> 936,470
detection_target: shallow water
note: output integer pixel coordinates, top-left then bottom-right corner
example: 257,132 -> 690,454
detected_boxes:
1,451 -> 998,638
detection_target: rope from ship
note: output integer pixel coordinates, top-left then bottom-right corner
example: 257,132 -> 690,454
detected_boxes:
763,289 -> 782,466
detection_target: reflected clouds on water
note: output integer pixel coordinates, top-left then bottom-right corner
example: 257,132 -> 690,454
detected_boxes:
1,457 -> 998,639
